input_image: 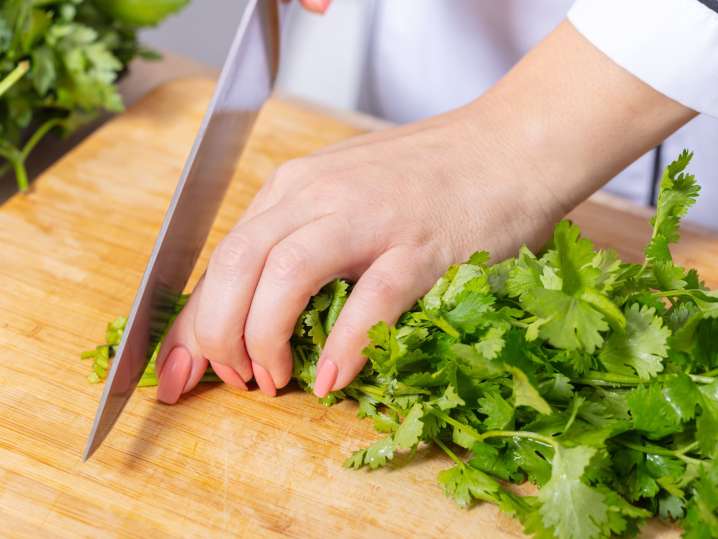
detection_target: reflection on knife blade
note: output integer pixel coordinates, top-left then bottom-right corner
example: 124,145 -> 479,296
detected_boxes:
83,0 -> 281,461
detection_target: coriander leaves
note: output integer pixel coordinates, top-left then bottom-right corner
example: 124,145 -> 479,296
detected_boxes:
86,151 -> 718,538
0,0 -> 188,190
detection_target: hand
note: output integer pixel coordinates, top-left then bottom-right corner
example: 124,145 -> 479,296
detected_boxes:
155,104 -> 559,403
155,21 -> 694,404
282,0 -> 332,15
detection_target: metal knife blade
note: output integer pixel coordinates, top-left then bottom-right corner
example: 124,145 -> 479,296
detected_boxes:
83,0 -> 280,461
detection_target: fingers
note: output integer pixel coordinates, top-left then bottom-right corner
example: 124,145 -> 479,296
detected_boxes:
194,202 -> 319,381
299,0 -> 330,14
244,214 -> 376,394
314,247 -> 443,396
156,281 -> 247,404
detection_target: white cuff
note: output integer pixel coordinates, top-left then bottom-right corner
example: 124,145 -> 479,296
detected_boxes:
568,0 -> 718,117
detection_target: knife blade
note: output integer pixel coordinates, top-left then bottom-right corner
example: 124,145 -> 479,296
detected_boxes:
83,0 -> 280,461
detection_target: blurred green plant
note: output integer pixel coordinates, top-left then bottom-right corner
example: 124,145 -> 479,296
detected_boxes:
0,0 -> 189,191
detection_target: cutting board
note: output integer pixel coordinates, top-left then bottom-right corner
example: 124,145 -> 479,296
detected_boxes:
1,78 -> 717,539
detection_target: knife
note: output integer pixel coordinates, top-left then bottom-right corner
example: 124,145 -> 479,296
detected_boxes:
83,0 -> 281,461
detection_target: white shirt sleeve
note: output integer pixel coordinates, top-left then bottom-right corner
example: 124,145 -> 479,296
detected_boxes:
568,0 -> 718,117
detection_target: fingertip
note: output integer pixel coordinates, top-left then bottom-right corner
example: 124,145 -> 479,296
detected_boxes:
236,351 -> 255,384
265,347 -> 294,389
314,358 -> 338,398
182,356 -> 210,394
252,362 -> 277,397
158,347 -> 192,404
211,362 -> 249,391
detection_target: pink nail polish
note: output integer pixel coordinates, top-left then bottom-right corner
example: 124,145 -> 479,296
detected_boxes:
252,362 -> 277,397
305,0 -> 329,13
158,347 -> 192,404
211,362 -> 248,390
314,359 -> 338,398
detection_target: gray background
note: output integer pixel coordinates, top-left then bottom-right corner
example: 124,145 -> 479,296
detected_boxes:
141,1 -> 245,68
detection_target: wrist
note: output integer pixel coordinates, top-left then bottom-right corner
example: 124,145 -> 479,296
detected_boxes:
463,20 -> 695,229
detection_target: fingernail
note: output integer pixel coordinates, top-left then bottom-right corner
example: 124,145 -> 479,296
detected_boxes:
158,347 -> 192,404
211,362 -> 248,391
314,359 -> 338,398
252,362 -> 277,397
306,0 -> 329,13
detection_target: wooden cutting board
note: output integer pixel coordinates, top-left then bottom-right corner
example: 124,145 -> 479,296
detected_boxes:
1,78 -> 717,539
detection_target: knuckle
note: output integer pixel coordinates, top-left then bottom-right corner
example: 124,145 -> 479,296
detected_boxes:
195,322 -> 241,361
329,320 -> 359,343
274,159 -> 309,187
300,183 -> 342,212
194,324 -> 225,356
244,319 -> 270,351
210,234 -> 253,281
359,270 -> 398,299
266,242 -> 308,281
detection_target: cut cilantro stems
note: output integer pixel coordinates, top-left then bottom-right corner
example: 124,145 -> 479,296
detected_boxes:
86,150 -> 718,539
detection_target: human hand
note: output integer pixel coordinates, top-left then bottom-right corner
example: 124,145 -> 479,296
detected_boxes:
154,99 -> 565,403
155,21 -> 694,404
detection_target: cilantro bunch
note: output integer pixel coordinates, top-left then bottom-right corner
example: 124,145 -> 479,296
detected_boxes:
0,0 -> 188,191
85,151 -> 718,538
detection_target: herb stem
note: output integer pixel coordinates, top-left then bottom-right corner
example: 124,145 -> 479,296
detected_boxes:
22,118 -> 64,160
0,61 -> 29,98
511,316 -> 537,329
618,440 -> 705,465
574,371 -> 646,387
476,430 -> 558,449
13,160 -> 29,192
356,384 -> 384,399
652,289 -> 706,299
434,437 -> 464,466
432,408 -> 558,449
575,370 -> 717,387
676,441 -> 700,456
355,383 -> 429,399
0,145 -> 28,191
432,410 -> 483,440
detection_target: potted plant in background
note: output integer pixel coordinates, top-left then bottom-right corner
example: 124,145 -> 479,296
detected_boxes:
0,0 -> 189,191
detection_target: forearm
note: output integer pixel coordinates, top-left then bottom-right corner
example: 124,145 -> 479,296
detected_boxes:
463,20 -> 696,222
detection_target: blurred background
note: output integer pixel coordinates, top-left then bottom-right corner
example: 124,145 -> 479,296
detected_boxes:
0,0 -> 373,200
141,0 -> 243,69
141,0 -> 373,111
6,0 -> 716,226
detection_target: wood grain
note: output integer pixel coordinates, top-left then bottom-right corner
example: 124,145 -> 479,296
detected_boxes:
1,78 -> 716,538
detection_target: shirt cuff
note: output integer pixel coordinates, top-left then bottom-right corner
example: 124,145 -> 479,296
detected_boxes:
568,0 -> 718,117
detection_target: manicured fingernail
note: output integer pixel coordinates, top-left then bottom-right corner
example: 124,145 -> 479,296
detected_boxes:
314,359 -> 338,398
306,0 -> 329,13
238,363 -> 254,383
252,362 -> 277,397
211,362 -> 248,390
183,360 -> 205,393
158,347 -> 192,404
